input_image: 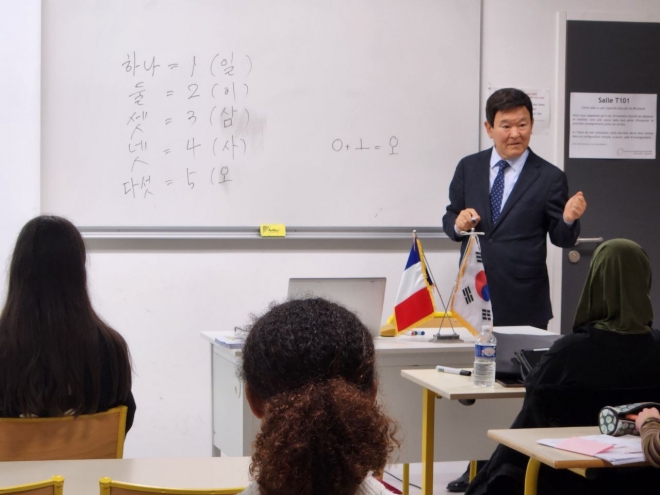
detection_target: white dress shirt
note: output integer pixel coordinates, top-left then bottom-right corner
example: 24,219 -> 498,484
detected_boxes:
453,148 -> 528,236
453,146 -> 572,235
489,147 -> 529,211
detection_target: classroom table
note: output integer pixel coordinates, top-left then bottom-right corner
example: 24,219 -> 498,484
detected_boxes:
0,457 -> 252,495
488,426 -> 649,495
203,328 -> 478,461
401,368 -> 527,495
201,327 -> 530,464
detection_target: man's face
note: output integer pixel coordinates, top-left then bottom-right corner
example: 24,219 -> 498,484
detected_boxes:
484,106 -> 533,160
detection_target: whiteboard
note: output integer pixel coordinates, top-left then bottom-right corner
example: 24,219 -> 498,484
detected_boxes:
41,0 -> 481,228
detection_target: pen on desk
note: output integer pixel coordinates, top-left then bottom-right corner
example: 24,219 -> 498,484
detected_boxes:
436,365 -> 472,376
532,348 -> 550,351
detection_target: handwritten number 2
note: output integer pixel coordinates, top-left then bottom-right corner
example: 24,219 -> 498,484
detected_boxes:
188,84 -> 199,99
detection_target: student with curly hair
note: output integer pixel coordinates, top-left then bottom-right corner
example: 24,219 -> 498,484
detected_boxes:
239,297 -> 399,495
0,216 -> 135,432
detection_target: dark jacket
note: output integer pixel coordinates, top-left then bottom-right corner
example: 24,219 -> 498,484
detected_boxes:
466,326 -> 660,495
442,148 -> 579,328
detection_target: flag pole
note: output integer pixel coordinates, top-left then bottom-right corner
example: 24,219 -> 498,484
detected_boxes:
412,230 -> 451,341
385,230 -> 435,337
414,230 -> 454,339
420,241 -> 461,342
429,228 -> 486,342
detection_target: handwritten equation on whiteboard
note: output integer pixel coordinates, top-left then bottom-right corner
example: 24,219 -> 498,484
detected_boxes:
119,51 -> 400,201
121,51 -> 253,200
332,136 -> 399,154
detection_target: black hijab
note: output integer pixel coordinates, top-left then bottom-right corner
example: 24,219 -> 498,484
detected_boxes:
573,238 -> 652,334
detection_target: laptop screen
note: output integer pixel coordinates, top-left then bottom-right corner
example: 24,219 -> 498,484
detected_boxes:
287,278 -> 386,337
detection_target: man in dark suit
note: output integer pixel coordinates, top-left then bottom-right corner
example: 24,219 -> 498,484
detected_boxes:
443,87 -> 586,330
442,88 -> 586,492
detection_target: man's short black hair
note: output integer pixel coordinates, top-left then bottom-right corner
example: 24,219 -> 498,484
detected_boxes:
486,88 -> 534,126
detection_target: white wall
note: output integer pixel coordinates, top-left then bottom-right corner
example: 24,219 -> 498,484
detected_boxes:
0,0 -> 41,283
2,0 -> 660,458
480,0 -> 660,334
85,237 -> 460,457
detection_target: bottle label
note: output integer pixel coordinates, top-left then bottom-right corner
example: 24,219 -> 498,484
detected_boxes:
475,344 -> 496,359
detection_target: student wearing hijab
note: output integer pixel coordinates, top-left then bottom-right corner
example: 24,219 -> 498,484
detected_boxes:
466,239 -> 660,495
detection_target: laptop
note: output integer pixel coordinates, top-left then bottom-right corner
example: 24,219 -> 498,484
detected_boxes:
494,331 -> 563,381
287,278 -> 387,337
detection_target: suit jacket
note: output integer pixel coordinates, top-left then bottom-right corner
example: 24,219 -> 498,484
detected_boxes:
442,148 -> 579,328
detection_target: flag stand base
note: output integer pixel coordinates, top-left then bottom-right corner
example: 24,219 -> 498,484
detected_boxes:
428,331 -> 463,343
379,313 -> 462,338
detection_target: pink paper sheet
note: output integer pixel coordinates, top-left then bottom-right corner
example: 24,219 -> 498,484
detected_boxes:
554,437 -> 614,456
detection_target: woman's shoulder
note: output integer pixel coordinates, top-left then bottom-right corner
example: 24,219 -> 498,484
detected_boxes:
543,329 -> 588,355
95,325 -> 131,360
235,485 -> 259,495
539,325 -> 660,381
358,476 -> 396,495
551,325 -> 660,351
235,477 -> 393,495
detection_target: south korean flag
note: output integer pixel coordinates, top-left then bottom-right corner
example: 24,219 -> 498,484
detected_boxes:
449,235 -> 493,336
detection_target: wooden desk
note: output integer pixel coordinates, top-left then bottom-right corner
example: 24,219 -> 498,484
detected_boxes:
488,426 -> 648,495
0,457 -> 251,495
202,326 -> 542,464
401,368 -> 526,495
203,327 -> 478,462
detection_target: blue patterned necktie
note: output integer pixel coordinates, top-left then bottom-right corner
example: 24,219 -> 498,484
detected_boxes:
490,160 -> 509,224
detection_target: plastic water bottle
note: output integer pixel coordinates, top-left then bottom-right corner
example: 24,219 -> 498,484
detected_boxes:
473,325 -> 497,387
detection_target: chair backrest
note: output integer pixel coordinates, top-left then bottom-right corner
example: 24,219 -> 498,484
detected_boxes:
0,476 -> 64,495
99,478 -> 244,495
0,406 -> 127,461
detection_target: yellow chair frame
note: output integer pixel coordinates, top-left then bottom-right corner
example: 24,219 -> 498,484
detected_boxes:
0,406 -> 127,461
99,478 -> 244,495
0,476 -> 64,495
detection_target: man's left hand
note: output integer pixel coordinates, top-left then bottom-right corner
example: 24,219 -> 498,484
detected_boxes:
563,191 -> 587,222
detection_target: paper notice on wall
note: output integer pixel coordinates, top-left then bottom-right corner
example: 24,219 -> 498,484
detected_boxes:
569,93 -> 657,159
486,86 -> 550,123
525,89 -> 550,125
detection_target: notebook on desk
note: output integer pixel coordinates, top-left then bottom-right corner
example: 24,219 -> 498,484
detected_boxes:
287,278 -> 386,337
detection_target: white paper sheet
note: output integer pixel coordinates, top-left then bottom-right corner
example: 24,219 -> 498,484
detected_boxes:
538,434 -> 645,465
569,93 -> 657,159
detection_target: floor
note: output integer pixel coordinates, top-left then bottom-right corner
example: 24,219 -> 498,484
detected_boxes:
383,461 -> 467,494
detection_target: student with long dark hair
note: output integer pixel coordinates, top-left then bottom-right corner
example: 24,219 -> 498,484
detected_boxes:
0,216 -> 135,432
240,298 -> 398,495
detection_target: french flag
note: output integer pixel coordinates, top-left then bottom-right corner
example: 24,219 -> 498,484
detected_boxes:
393,238 -> 436,332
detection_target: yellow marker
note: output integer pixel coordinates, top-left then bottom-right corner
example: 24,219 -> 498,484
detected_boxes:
260,224 -> 286,237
